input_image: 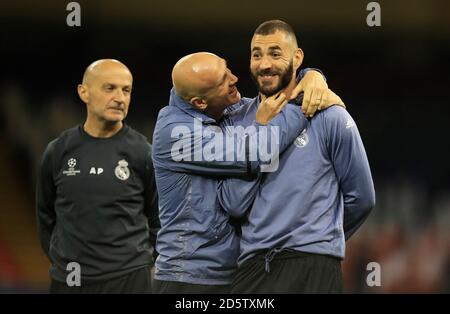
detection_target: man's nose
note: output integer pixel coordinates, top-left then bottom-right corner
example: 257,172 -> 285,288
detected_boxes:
113,89 -> 126,102
230,72 -> 238,85
259,56 -> 272,70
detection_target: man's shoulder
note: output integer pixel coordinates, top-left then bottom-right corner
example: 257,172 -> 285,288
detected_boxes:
49,125 -> 80,147
321,105 -> 348,117
58,125 -> 80,138
125,125 -> 150,145
125,126 -> 152,159
42,125 -> 80,159
156,104 -> 194,126
317,106 -> 353,126
314,106 -> 360,142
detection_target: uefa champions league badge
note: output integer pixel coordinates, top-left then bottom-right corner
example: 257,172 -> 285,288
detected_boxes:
294,129 -> 309,148
63,158 -> 81,176
115,159 -> 130,180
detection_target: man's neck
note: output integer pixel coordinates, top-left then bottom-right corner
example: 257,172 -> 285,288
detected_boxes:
83,118 -> 123,138
204,107 -> 223,122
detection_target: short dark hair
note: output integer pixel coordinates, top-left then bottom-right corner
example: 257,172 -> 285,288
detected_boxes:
253,20 -> 298,47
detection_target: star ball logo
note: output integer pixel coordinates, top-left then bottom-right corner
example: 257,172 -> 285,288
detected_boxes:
68,158 -> 76,168
63,158 -> 81,176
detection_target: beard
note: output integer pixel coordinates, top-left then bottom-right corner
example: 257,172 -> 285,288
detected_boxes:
251,59 -> 294,97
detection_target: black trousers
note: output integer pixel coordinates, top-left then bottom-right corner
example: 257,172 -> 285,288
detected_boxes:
230,250 -> 343,294
50,267 -> 152,294
153,279 -> 230,294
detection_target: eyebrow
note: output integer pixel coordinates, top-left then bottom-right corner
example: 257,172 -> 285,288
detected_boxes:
102,83 -> 131,89
268,45 -> 282,51
252,45 -> 282,52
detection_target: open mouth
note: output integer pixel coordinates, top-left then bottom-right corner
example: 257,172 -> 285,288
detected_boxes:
259,74 -> 278,79
229,86 -> 238,95
258,73 -> 279,84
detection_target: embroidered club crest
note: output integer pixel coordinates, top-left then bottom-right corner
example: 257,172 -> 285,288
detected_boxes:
115,159 -> 130,180
294,129 -> 309,148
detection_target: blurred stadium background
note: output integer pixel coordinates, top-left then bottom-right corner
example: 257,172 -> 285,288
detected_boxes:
0,0 -> 449,293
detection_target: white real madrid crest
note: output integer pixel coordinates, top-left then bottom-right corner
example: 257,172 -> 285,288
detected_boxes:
294,129 -> 309,148
115,159 -> 130,181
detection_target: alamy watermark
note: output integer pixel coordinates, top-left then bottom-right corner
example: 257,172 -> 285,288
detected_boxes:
66,2 -> 81,27
366,262 -> 381,287
66,262 -> 81,287
366,2 -> 381,27
170,118 -> 281,172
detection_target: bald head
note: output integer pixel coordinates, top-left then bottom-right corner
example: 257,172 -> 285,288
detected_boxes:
82,59 -> 132,85
172,52 -> 224,100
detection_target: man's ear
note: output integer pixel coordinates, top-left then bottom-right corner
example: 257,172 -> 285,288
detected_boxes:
293,48 -> 304,71
77,84 -> 89,104
190,97 -> 208,111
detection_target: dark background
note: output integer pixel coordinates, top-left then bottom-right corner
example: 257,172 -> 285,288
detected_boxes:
0,0 -> 449,293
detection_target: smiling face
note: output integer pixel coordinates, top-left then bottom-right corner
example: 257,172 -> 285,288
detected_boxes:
202,58 -> 241,112
250,30 -> 303,97
172,52 -> 241,120
78,60 -> 133,125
